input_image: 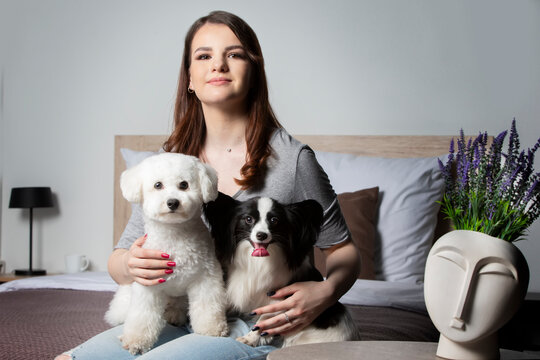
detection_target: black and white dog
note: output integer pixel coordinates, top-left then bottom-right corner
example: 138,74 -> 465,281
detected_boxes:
205,193 -> 359,347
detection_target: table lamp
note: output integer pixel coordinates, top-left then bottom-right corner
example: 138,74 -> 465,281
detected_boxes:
9,187 -> 54,276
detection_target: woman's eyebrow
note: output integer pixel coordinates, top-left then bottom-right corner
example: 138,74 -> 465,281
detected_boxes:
225,45 -> 244,51
193,46 -> 212,53
193,45 -> 244,53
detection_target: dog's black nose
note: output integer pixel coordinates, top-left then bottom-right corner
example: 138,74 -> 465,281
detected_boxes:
256,232 -> 268,241
167,199 -> 180,211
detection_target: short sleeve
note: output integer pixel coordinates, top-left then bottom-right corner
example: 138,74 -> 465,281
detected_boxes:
115,204 -> 145,249
293,147 -> 351,248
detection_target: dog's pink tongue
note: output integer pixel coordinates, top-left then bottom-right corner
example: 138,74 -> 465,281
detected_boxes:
251,243 -> 270,257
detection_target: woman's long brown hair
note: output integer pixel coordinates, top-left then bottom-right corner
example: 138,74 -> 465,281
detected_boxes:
163,11 -> 282,189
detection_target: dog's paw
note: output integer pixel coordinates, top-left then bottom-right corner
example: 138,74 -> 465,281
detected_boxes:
193,319 -> 229,337
213,320 -> 229,337
120,334 -> 153,355
236,333 -> 259,347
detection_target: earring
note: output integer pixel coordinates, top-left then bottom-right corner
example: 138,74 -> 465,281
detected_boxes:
188,87 -> 194,94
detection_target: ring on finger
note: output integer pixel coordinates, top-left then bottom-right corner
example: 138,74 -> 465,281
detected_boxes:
283,312 -> 292,324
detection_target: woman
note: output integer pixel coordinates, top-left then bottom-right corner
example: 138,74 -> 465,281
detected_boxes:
58,10 -> 360,360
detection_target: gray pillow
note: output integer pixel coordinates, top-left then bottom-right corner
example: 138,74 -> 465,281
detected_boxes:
315,151 -> 444,284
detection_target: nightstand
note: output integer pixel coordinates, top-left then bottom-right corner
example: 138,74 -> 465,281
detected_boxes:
0,273 -> 46,284
500,292 -> 540,352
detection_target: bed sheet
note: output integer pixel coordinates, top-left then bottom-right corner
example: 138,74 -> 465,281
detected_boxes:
339,279 -> 427,313
0,271 -> 118,292
0,272 -> 426,313
0,272 -> 427,313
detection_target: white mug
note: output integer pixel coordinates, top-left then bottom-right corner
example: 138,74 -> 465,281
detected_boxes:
65,254 -> 89,273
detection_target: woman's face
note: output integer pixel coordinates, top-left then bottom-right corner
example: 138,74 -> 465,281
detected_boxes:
189,23 -> 251,110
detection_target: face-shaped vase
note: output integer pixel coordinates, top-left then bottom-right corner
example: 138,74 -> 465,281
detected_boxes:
424,230 -> 529,358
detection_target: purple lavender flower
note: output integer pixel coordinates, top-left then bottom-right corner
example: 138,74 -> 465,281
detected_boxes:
495,130 -> 507,145
459,159 -> 470,192
531,137 -> 540,154
438,120 -> 539,242
524,177 -> 539,205
508,118 -> 520,160
500,165 -> 522,194
473,145 -> 481,169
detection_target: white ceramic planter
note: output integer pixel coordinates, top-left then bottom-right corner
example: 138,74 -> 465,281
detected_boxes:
424,230 -> 529,360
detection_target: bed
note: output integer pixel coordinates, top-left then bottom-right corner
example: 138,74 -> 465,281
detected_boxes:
0,134 -> 459,359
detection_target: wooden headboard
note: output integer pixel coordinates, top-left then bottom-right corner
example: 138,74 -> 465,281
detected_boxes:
113,135 -> 458,246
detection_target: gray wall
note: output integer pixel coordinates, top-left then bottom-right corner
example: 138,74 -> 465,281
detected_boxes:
1,0 -> 539,290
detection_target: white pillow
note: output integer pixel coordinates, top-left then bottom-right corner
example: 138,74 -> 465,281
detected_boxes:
315,151 -> 444,284
120,148 -> 159,168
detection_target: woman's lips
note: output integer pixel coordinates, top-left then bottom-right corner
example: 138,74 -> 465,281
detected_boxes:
207,77 -> 231,85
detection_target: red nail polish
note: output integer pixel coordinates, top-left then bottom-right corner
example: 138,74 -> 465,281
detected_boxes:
165,269 -> 173,274
161,253 -> 170,259
167,262 -> 176,267
158,278 -> 166,283
143,234 -> 148,239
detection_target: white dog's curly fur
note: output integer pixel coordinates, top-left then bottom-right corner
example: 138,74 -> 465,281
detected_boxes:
105,153 -> 229,355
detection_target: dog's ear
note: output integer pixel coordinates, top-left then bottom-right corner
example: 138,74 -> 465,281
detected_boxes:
285,199 -> 324,266
120,164 -> 144,203
287,199 -> 324,235
204,192 -> 237,224
204,192 -> 238,265
196,161 -> 219,203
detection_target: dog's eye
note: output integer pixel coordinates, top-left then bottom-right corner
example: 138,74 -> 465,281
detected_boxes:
269,217 -> 279,225
154,182 -> 163,190
245,216 -> 254,224
178,181 -> 189,190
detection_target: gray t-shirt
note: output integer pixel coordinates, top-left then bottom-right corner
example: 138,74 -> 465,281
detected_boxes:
116,128 -> 350,250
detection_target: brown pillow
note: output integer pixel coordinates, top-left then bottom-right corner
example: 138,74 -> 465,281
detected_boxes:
314,187 -> 379,280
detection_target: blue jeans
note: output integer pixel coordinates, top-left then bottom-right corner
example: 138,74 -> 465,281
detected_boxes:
71,317 -> 277,360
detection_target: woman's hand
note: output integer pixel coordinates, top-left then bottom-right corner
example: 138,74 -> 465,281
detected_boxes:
250,280 -> 334,337
250,240 -> 360,337
108,235 -> 176,286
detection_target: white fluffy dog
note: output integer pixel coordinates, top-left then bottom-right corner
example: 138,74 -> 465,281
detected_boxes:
105,152 -> 229,354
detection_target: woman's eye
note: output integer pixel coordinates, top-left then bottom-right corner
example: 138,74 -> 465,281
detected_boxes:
154,182 -> 163,190
270,217 -> 279,225
196,54 -> 211,60
179,181 -> 189,190
228,52 -> 245,59
245,216 -> 253,224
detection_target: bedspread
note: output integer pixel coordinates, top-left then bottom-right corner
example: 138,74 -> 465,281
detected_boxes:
0,289 -> 113,360
0,287 -> 439,360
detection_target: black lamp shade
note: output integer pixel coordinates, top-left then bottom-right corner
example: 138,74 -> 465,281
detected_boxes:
9,187 -> 53,209
9,187 -> 53,276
